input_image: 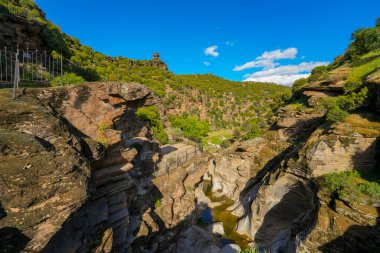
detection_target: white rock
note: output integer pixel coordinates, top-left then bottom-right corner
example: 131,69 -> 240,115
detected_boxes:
208,222 -> 225,236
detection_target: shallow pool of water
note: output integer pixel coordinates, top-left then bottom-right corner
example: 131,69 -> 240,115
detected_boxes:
198,181 -> 252,249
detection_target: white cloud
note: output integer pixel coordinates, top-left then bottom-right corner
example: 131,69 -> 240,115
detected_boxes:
204,45 -> 219,57
203,61 -> 211,66
257,48 -> 297,60
243,61 -> 329,86
244,74 -> 310,86
233,59 -> 278,71
233,47 -> 329,86
226,41 -> 234,46
234,47 -> 298,72
246,61 -> 329,78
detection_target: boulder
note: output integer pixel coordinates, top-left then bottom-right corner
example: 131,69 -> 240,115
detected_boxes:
208,222 -> 225,236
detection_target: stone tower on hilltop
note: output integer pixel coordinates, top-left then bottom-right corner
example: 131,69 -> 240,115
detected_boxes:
153,52 -> 160,60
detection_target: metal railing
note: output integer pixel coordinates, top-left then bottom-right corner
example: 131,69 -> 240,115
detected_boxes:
154,145 -> 203,177
0,46 -> 63,98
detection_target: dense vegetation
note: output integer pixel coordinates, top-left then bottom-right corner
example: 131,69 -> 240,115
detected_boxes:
169,74 -> 290,129
1,1 -> 292,144
320,170 -> 380,200
51,73 -> 85,86
169,115 -> 210,142
0,0 -> 45,23
136,106 -> 168,144
345,22 -> 380,63
291,19 -> 380,123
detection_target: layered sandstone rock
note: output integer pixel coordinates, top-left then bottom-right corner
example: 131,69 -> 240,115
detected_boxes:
0,83 -> 159,252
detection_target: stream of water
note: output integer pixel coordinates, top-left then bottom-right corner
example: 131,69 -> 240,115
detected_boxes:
198,181 -> 252,249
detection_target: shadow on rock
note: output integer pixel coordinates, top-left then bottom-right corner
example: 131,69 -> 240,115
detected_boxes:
319,207 -> 380,253
0,202 -> 6,220
254,181 -> 318,253
0,227 -> 30,253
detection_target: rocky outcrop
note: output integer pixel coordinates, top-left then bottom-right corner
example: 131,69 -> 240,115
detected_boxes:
274,107 -> 324,141
0,83 -> 144,251
0,82 -> 215,252
131,152 -> 213,252
164,225 -> 221,253
236,173 -> 317,252
301,66 -> 350,92
303,123 -> 378,176
0,15 -> 47,50
208,137 -> 288,202
0,90 -> 92,252
205,66 -> 380,252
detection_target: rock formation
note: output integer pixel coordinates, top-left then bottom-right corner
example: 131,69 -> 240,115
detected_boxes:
204,66 -> 380,253
0,82 -> 211,252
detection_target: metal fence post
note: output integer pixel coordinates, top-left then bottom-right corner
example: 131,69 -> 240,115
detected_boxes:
0,50 -> 2,81
12,51 -> 19,99
44,51 -> 47,82
60,53 -> 63,86
5,46 -> 7,82
16,47 -> 19,88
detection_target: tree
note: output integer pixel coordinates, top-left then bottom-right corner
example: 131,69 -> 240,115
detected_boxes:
326,107 -> 348,123
136,106 -> 168,144
51,73 -> 84,86
171,127 -> 183,142
170,116 -> 210,142
292,78 -> 308,93
309,65 -> 328,82
347,25 -> 380,57
241,119 -> 262,140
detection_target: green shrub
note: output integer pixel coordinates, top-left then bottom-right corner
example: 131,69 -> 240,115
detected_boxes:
241,119 -> 262,140
170,115 -> 210,142
154,131 -> 169,145
154,199 -> 162,209
240,246 -> 263,253
136,106 -> 168,144
220,139 -> 230,149
326,107 -> 349,123
358,181 -> 380,199
321,170 -> 380,200
292,78 -> 308,93
309,65 -> 328,82
344,56 -> 380,93
171,127 -> 183,142
98,121 -> 113,130
321,87 -> 368,123
347,25 -> 380,58
51,73 -> 85,86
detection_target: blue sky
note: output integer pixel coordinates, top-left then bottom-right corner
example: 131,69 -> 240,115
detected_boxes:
35,0 -> 380,85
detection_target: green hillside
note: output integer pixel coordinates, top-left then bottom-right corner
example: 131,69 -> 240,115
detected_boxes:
0,0 -> 291,144
291,19 -> 380,123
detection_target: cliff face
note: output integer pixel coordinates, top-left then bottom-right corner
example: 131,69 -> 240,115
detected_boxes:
0,87 -> 92,252
0,82 -> 212,253
0,74 -> 379,253
0,15 -> 47,49
206,67 -> 380,252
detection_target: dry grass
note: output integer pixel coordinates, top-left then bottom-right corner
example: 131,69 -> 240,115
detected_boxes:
345,113 -> 380,137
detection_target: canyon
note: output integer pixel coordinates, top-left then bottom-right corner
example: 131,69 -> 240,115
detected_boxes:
1,2 -> 380,253
1,63 -> 379,252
